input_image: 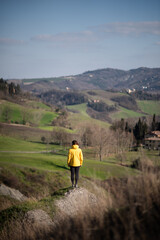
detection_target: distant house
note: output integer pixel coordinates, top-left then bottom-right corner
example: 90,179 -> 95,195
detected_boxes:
144,131 -> 160,150
126,88 -> 136,94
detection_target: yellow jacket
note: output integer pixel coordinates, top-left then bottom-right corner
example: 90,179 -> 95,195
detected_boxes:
67,145 -> 83,167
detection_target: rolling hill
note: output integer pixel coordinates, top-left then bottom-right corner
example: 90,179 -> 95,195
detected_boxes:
7,67 -> 160,93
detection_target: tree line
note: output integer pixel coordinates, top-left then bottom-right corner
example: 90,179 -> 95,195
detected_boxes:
0,78 -> 21,95
111,95 -> 138,111
43,113 -> 160,162
131,90 -> 160,100
39,89 -> 87,106
88,100 -> 116,113
111,114 -> 160,146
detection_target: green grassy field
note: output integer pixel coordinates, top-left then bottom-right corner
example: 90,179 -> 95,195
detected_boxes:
137,100 -> 160,115
0,135 -> 138,180
0,152 -> 138,180
67,103 -> 110,128
24,100 -> 51,110
0,135 -> 52,151
0,95 -> 159,182
0,100 -> 24,123
0,100 -> 58,127
39,111 -> 58,126
110,106 -> 145,120
83,91 -> 160,121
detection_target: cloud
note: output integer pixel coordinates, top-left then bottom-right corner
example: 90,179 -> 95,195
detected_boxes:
0,38 -> 26,45
31,21 -> 160,46
31,31 -> 95,43
91,21 -> 160,36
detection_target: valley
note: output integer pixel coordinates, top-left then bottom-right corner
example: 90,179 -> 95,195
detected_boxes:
0,69 -> 160,240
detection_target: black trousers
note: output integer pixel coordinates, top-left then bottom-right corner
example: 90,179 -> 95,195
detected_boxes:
70,166 -> 80,185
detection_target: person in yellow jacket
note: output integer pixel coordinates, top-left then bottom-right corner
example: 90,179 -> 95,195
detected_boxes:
67,140 -> 83,188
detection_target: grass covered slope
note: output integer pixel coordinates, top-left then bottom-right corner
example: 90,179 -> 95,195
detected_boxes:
67,103 -> 110,128
1,90 -> 158,133
137,100 -> 160,115
0,99 -> 58,127
0,135 -> 50,151
0,136 -> 139,180
0,151 -> 138,180
110,106 -> 145,120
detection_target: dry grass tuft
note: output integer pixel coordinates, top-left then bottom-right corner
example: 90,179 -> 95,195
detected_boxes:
0,219 -> 51,240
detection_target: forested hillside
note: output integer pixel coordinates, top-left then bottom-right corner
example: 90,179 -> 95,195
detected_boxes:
7,67 -> 160,93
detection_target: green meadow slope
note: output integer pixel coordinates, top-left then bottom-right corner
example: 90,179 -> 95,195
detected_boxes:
137,100 -> 160,115
0,99 -> 58,127
0,135 -> 139,181
67,103 -> 110,128
83,90 -> 160,121
1,92 -> 159,140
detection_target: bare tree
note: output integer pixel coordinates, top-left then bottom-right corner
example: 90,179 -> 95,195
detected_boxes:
92,126 -> 112,161
91,126 -> 134,161
81,126 -> 94,148
52,110 -> 69,128
51,129 -> 71,149
113,129 -> 134,154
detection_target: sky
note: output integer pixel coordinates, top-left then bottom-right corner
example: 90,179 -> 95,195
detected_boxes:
0,0 -> 160,79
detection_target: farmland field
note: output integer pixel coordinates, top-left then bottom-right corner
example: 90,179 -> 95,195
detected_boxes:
67,103 -> 110,128
0,100 -> 58,126
137,100 -> 160,115
0,135 -> 139,180
110,106 -> 145,120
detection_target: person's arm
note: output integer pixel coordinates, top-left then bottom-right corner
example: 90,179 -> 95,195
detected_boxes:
80,149 -> 83,166
67,150 -> 71,166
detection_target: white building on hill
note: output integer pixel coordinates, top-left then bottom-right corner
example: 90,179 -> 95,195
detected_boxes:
144,131 -> 160,150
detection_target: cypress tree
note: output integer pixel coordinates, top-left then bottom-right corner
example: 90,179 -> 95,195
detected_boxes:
133,118 -> 148,145
151,114 -> 156,131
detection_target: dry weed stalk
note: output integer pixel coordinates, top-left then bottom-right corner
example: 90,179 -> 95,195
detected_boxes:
1,219 -> 51,240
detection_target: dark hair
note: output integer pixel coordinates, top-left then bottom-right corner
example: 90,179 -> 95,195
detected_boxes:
72,140 -> 78,145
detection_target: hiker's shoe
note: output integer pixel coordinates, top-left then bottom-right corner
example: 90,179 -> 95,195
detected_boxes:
72,184 -> 74,188
75,184 -> 78,188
